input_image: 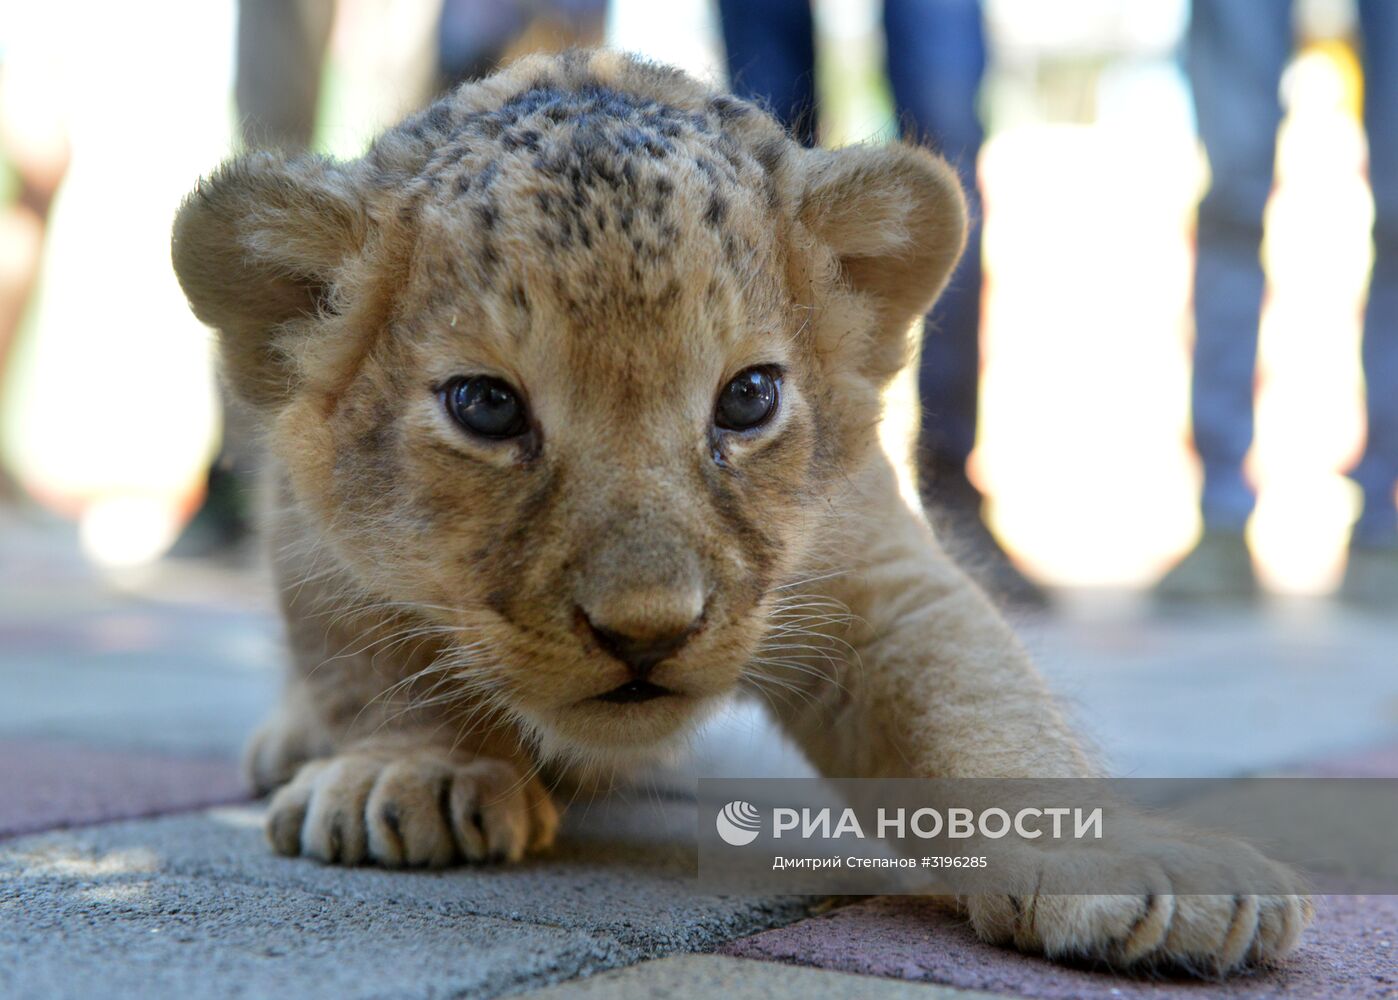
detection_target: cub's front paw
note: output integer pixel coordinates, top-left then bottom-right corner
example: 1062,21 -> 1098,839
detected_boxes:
266,751 -> 558,868
965,838 -> 1312,975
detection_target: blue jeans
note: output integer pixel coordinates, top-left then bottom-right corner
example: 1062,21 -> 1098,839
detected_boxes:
717,0 -> 988,480
1190,0 -> 1398,543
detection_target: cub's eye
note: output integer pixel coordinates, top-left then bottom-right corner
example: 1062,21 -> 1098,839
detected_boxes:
443,376 -> 529,439
715,367 -> 780,431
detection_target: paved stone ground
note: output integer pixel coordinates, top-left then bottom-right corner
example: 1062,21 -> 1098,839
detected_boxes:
2,506 -> 1395,999
515,955 -> 1001,998
723,894 -> 1398,999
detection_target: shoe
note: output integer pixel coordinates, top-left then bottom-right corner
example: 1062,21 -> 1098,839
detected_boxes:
1154,530 -> 1259,605
167,465 -> 254,559
942,504 -> 1050,610
1338,538 -> 1398,611
922,466 -> 1049,611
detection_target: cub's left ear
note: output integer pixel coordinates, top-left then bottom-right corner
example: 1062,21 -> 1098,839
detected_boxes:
799,142 -> 967,339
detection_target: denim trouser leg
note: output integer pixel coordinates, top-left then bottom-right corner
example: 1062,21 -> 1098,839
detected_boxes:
1188,0 -> 1293,532
716,0 -> 818,146
1353,0 -> 1398,544
884,0 -> 988,477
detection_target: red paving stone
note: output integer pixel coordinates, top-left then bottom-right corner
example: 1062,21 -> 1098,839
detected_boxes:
723,743 -> 1398,997
722,895 -> 1398,999
0,740 -> 249,839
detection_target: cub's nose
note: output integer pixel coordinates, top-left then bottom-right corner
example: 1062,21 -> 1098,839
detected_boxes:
581,610 -> 703,678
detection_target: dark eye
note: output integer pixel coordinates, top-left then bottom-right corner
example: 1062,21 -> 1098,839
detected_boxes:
715,367 -> 780,431
443,376 -> 529,439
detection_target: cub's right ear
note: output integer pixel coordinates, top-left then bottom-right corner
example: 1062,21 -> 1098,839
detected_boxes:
171,153 -> 367,408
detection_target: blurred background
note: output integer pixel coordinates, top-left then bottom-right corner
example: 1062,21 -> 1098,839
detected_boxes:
1,0 -> 1396,792
0,0 -> 1389,600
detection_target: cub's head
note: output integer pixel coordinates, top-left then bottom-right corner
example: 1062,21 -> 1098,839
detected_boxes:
173,51 -> 964,762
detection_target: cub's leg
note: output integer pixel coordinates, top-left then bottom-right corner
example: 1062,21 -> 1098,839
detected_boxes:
252,674 -> 558,868
251,552 -> 558,868
763,467 -> 1310,974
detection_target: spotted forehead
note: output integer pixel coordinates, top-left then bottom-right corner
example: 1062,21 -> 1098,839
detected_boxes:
398,81 -> 790,352
399,79 -> 778,198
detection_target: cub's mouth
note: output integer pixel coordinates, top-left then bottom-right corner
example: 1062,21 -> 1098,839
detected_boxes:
593,679 -> 673,704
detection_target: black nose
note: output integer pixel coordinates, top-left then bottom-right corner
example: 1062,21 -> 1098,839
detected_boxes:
584,615 -> 701,678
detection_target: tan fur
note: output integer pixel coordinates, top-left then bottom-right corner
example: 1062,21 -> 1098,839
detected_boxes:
172,51 -> 1308,974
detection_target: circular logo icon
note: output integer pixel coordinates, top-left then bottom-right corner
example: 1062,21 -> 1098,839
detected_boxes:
716,800 -> 762,846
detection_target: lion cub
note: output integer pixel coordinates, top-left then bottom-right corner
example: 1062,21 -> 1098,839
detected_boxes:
172,50 -> 1308,973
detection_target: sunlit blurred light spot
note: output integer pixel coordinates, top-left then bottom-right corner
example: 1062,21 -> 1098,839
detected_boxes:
15,846 -> 160,878
80,882 -> 153,905
1252,41 -> 1369,594
977,121 -> 1200,587
607,0 -> 724,85
79,495 -> 182,568
206,806 -> 266,830
1250,473 -> 1357,593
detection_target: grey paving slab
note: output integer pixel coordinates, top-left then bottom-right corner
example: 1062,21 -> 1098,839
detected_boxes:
6,513 -> 1398,782
0,802 -> 814,1000
5,801 -> 807,949
0,856 -> 631,1000
0,658 -> 279,758
0,513 -> 281,758
1020,596 -> 1398,777
515,954 -> 1000,999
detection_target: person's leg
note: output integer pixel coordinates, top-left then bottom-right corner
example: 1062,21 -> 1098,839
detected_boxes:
1343,0 -> 1398,606
173,0 -> 336,557
884,0 -> 1046,605
235,0 -> 336,151
1352,0 -> 1398,545
1158,0 -> 1292,601
884,0 -> 985,494
716,0 -> 818,146
437,0 -> 529,90
1187,0 -> 1293,535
